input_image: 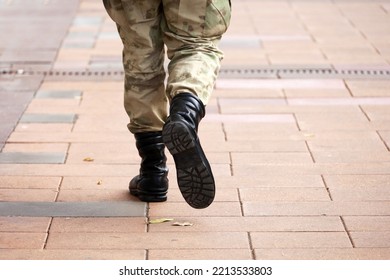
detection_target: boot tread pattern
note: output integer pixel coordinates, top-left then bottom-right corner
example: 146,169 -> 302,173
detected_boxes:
163,121 -> 215,209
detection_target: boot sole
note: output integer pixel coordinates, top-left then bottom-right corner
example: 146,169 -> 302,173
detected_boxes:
162,121 -> 215,209
129,189 -> 167,203
129,176 -> 168,203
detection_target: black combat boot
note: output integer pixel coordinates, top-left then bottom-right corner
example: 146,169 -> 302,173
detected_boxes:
162,93 -> 215,209
129,132 -> 169,202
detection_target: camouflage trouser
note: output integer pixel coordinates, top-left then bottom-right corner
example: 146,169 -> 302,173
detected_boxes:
103,0 -> 231,133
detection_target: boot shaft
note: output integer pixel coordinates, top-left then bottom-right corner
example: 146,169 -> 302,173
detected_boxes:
169,93 -> 205,132
134,131 -> 168,175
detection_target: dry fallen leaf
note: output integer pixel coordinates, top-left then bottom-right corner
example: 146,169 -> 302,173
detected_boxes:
303,133 -> 316,138
148,218 -> 174,224
172,222 -> 193,227
83,157 -> 94,162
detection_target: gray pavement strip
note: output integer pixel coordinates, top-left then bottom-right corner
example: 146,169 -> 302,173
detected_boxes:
0,201 -> 146,217
35,90 -> 82,99
0,152 -> 66,164
20,113 -> 77,124
219,36 -> 262,49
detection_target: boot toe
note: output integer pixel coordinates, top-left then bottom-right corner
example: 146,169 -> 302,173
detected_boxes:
129,175 -> 168,202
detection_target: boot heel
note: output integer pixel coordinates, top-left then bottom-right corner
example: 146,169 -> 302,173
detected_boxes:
162,121 -> 196,155
129,132 -> 169,203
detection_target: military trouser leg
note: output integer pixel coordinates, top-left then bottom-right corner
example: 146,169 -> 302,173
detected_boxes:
103,0 -> 231,133
103,0 -> 167,133
162,0 -> 231,104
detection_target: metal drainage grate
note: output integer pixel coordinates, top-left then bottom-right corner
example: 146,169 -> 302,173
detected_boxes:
1,67 -> 390,80
0,69 -> 125,80
219,67 -> 390,79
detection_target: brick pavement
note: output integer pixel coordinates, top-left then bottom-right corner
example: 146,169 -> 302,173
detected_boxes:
0,0 -> 390,260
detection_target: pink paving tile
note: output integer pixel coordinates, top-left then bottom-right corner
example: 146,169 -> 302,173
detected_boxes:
295,118 -> 372,131
323,174 -> 390,188
8,131 -> 131,143
66,143 -> 136,164
259,35 -> 312,41
329,186 -> 390,201
288,97 -> 390,106
243,201 -> 390,216
46,232 -> 249,250
350,232 -> 390,248
217,98 -> 292,115
362,106 -> 390,121
268,54 -> 328,65
0,233 -> 47,249
148,202 -> 242,217
345,80 -> 390,97
56,189 -> 134,202
149,249 -> 253,260
343,216 -> 390,231
371,120 -> 390,130
311,151 -> 390,164
0,249 -> 146,260
0,176 -> 61,189
60,176 -> 129,190
212,88 -> 284,98
254,248 -> 390,260
284,88 -> 351,98
239,187 -> 330,202
0,217 -> 51,232
205,139 -> 307,152
221,52 -> 269,66
231,152 -> 313,164
50,217 -> 146,233
305,130 -> 382,142
250,232 -> 352,249
211,174 -> 325,189
232,163 -> 318,180
216,79 -> 345,90
219,97 -> 287,106
78,94 -> 123,114
0,189 -> 58,202
73,114 -> 129,133
378,131 -> 390,146
39,81 -> 123,92
166,187 -> 239,202
307,136 -> 387,152
223,123 -> 301,141
203,113 -> 295,123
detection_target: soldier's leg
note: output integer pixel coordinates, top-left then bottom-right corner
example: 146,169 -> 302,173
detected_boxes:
103,0 -> 167,133
161,0 -> 231,209
103,0 -> 169,202
162,0 -> 231,104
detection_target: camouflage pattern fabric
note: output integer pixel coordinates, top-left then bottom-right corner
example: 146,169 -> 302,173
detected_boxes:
103,0 -> 231,133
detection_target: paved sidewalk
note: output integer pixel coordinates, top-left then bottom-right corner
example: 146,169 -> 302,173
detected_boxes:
1,0 -> 390,260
